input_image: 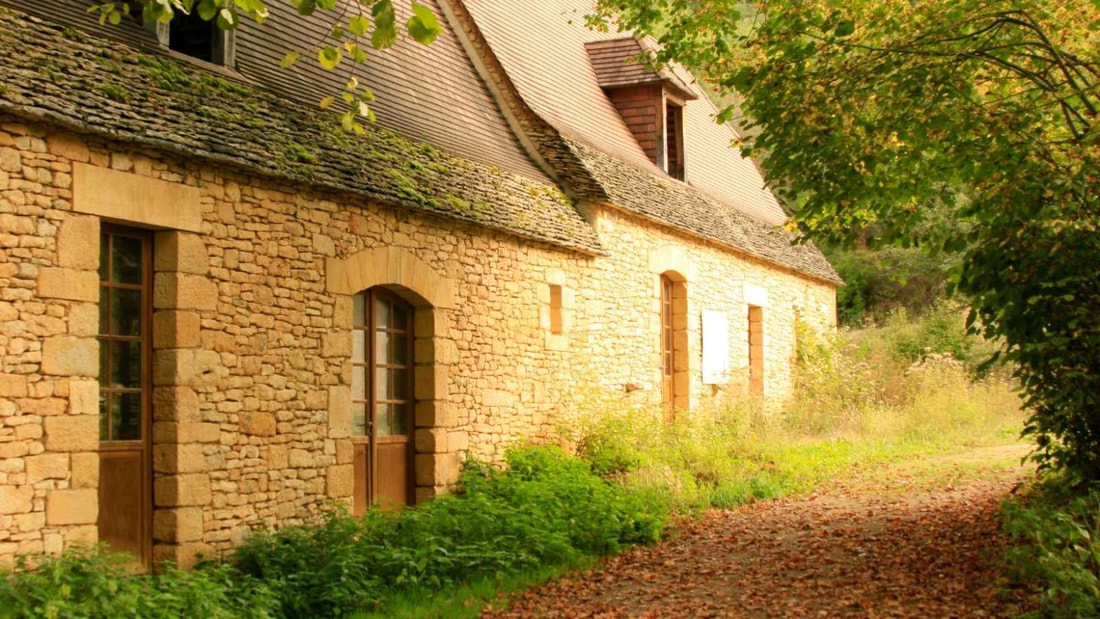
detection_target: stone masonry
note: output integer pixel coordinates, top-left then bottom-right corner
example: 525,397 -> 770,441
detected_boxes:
0,118 -> 835,569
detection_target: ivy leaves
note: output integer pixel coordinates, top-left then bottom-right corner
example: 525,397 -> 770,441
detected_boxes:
406,3 -> 440,44
90,0 -> 443,133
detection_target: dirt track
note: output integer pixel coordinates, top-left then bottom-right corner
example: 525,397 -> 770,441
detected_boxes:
486,445 -> 1035,618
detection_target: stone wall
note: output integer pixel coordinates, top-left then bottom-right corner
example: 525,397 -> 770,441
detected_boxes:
564,207 -> 836,414
0,116 -> 835,569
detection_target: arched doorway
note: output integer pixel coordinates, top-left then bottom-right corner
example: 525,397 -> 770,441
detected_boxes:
351,287 -> 415,511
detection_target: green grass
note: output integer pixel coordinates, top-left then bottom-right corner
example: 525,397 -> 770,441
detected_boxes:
355,561 -> 590,619
568,306 -> 1026,514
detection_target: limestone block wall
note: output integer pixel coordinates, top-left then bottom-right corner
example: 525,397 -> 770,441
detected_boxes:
0,117 -> 592,567
0,115 -> 835,569
0,121 -> 101,563
566,207 -> 837,412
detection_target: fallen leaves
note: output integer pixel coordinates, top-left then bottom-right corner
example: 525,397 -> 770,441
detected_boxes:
484,447 -> 1036,618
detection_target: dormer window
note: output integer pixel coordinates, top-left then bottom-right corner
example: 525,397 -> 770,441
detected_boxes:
169,10 -> 216,62
146,10 -> 235,67
586,37 -> 696,181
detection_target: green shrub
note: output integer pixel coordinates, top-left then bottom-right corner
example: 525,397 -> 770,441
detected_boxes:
231,444 -> 667,616
232,507 -> 385,617
0,446 -> 665,619
876,305 -> 977,365
826,245 -> 955,327
0,547 -> 277,619
1002,480 -> 1100,618
577,414 -> 645,476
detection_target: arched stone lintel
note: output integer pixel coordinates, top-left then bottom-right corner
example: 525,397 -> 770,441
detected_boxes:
648,245 -> 695,282
326,246 -> 456,309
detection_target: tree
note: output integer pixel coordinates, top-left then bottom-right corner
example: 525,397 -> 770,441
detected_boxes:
590,0 -> 1100,481
89,0 -> 442,132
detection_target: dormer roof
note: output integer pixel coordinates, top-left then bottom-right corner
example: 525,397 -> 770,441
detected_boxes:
584,37 -> 697,102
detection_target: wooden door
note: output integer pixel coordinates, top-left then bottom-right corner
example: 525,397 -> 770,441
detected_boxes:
748,306 -> 764,396
97,228 -> 152,567
660,275 -> 675,421
351,288 -> 414,514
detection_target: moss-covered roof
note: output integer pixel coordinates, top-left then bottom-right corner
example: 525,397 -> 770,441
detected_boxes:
566,140 -> 843,283
0,6 -> 605,255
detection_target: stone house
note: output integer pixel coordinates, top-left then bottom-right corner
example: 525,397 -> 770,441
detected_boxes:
0,0 -> 840,569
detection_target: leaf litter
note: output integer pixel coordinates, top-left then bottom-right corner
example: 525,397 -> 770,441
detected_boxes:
484,445 -> 1036,618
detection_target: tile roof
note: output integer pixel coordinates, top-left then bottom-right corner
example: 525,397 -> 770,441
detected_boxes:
1,0 -> 552,183
459,0 -> 662,174
459,0 -> 842,284
0,5 -> 605,255
585,38 -> 696,101
564,140 -> 840,282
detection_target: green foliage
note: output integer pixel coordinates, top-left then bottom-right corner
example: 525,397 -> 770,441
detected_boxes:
871,304 -> 986,367
357,562 -> 580,619
571,400 -> 865,512
2,446 -> 663,618
829,246 -> 955,327
577,414 -> 645,476
0,547 -> 277,619
592,0 -> 1100,481
231,507 -> 384,617
1002,480 -> 1100,617
231,444 -> 665,616
790,306 -> 1018,443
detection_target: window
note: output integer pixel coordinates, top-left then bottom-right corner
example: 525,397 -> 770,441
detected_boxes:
665,101 -> 685,180
548,284 -> 563,335
661,275 -> 674,416
660,273 -> 688,418
98,229 -> 151,443
541,274 -> 571,350
169,11 -> 217,62
146,10 -> 235,66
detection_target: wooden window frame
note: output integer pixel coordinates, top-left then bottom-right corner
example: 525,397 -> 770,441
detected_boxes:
660,274 -> 675,421
97,225 -> 154,568
548,284 -> 564,335
664,99 -> 685,181
145,13 -> 236,68
98,226 -> 153,447
748,305 -> 764,396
